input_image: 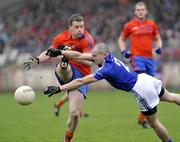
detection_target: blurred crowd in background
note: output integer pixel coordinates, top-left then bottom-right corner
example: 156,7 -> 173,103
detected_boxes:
0,0 -> 180,67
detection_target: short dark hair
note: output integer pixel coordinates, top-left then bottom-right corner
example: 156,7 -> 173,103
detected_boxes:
68,13 -> 84,26
134,1 -> 147,11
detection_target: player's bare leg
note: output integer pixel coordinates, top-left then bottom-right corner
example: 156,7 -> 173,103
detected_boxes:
145,113 -> 172,142
54,93 -> 89,117
144,89 -> 180,142
56,63 -> 73,83
54,62 -> 72,117
55,64 -> 86,142
160,89 -> 180,105
65,90 -> 84,142
54,63 -> 72,116
54,64 -> 89,118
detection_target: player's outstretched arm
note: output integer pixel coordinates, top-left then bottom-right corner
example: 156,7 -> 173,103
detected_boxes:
60,74 -> 97,91
23,50 -> 51,70
37,51 -> 51,62
61,50 -> 92,60
46,48 -> 92,61
44,74 -> 97,97
75,60 -> 94,66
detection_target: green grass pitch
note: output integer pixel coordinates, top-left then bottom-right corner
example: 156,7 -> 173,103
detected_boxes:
0,89 -> 180,142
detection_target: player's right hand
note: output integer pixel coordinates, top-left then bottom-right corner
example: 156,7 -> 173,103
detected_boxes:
23,56 -> 39,70
121,50 -> 131,58
44,86 -> 61,97
46,48 -> 62,57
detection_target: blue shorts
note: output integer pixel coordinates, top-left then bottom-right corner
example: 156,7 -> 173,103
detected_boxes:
131,56 -> 155,76
55,65 -> 89,97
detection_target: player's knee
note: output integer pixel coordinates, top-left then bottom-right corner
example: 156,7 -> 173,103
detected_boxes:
56,68 -> 72,82
56,64 -> 71,74
67,109 -> 80,127
70,109 -> 81,119
166,92 -> 176,103
60,66 -> 71,74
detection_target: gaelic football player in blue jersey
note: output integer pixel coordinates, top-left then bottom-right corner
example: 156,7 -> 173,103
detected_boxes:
44,42 -> 180,142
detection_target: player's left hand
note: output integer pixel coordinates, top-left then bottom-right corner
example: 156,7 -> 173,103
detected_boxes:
23,56 -> 39,70
46,48 -> 62,57
44,86 -> 61,97
155,47 -> 162,54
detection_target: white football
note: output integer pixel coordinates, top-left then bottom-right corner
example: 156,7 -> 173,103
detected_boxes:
14,86 -> 35,105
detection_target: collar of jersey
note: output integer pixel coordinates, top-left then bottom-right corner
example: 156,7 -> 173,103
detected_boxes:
134,17 -> 147,23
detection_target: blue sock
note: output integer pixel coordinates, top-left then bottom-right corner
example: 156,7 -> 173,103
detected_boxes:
167,138 -> 173,142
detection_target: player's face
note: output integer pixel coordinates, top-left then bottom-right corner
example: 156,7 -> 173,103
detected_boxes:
69,21 -> 84,39
92,49 -> 105,66
134,5 -> 147,20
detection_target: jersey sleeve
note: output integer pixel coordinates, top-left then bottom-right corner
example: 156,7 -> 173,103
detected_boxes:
92,66 -> 108,80
51,35 -> 63,49
152,22 -> 159,36
121,23 -> 130,38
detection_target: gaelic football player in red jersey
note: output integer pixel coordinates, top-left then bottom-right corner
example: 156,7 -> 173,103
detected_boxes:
118,2 -> 163,128
24,13 -> 94,142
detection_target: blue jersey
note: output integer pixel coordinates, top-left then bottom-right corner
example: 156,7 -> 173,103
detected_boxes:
92,54 -> 138,91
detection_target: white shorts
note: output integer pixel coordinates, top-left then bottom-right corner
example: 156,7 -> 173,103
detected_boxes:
131,73 -> 162,112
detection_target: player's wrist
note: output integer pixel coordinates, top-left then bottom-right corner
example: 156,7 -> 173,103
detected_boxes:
35,57 -> 40,64
57,49 -> 62,55
155,47 -> 162,54
121,50 -> 131,58
57,86 -> 61,92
